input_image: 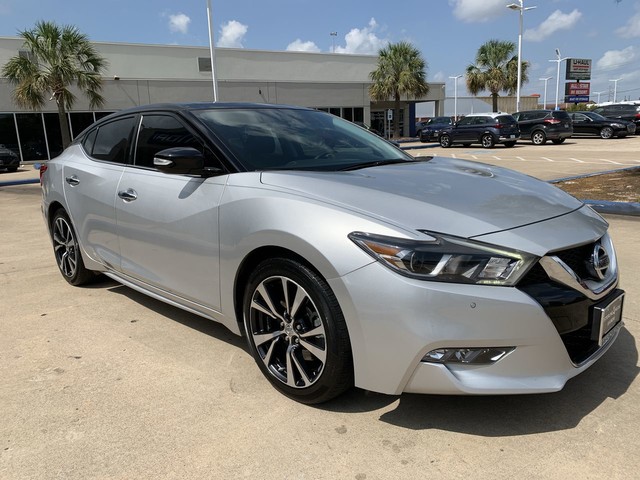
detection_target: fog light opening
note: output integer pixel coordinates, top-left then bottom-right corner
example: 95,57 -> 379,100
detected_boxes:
422,347 -> 515,365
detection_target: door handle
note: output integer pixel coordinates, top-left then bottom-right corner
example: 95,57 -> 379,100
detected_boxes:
118,189 -> 138,202
65,175 -> 80,186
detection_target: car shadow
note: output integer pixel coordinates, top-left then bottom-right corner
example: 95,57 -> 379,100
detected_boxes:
90,278 -> 638,436
322,328 -> 638,435
101,279 -> 247,351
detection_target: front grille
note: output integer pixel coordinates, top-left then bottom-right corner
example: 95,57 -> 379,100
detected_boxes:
518,238 -> 616,365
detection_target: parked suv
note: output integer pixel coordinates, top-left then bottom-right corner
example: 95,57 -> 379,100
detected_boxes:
512,110 -> 573,145
438,112 -> 520,149
418,116 -> 453,142
591,103 -> 640,130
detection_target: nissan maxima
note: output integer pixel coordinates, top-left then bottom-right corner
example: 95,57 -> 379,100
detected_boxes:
40,103 -> 625,404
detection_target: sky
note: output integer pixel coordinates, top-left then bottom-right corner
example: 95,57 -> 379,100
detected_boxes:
1,0 -> 639,110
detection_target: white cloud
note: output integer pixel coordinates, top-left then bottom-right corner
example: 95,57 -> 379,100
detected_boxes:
449,0 -> 508,23
616,11 -> 640,38
524,9 -> 582,42
286,39 -> 321,53
218,20 -> 248,48
597,46 -> 636,71
168,13 -> 191,35
432,71 -> 446,82
334,18 -> 388,55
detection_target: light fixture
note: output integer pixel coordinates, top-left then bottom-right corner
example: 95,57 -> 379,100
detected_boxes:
507,1 -> 536,113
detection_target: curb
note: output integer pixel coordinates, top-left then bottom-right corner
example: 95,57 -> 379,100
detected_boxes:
0,178 -> 39,187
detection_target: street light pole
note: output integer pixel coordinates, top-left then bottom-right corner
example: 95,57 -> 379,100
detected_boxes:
609,79 -> 622,102
549,49 -> 569,110
449,75 -> 462,120
507,1 -> 536,113
592,91 -> 604,104
330,32 -> 337,53
206,0 -> 219,102
539,76 -> 552,109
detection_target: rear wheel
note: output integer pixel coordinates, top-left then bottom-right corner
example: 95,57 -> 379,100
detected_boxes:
439,134 -> 451,148
551,138 -> 566,144
51,209 -> 93,286
481,134 -> 495,148
243,258 -> 353,404
600,127 -> 614,139
531,130 -> 547,145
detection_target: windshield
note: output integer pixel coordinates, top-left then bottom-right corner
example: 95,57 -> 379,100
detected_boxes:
193,108 -> 413,171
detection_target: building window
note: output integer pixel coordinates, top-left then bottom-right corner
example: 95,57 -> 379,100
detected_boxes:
43,114 -> 64,159
16,113 -> 47,161
0,113 -> 20,158
70,112 -> 96,139
198,57 -> 212,72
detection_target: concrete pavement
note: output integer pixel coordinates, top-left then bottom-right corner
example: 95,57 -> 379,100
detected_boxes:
1,163 -> 639,478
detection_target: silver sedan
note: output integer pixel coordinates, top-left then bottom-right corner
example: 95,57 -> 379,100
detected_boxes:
41,103 -> 625,403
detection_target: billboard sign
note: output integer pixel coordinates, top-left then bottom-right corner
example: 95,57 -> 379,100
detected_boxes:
566,95 -> 590,103
566,58 -> 592,80
565,82 -> 590,96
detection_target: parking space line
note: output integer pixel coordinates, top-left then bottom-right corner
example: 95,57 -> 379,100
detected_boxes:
599,159 -> 623,165
493,156 -> 501,160
516,156 -> 526,161
541,157 -> 555,162
570,157 -> 585,163
471,155 -> 478,160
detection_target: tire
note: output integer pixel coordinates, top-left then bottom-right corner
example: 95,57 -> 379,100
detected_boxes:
439,134 -> 451,148
531,130 -> 547,145
51,209 -> 94,286
600,127 -> 614,139
243,258 -> 353,404
551,138 -> 566,145
481,134 -> 495,148
504,141 -> 516,148
7,166 -> 18,172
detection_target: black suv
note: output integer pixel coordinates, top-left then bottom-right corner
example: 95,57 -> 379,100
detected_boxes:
591,103 -> 640,130
512,110 -> 573,145
438,113 -> 520,149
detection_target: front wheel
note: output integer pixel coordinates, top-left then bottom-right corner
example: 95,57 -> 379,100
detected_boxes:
481,134 -> 495,148
243,258 -> 353,404
439,134 -> 451,148
51,209 -> 94,286
600,127 -> 614,139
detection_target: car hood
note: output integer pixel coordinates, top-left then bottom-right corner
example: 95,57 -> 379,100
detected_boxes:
260,157 -> 583,238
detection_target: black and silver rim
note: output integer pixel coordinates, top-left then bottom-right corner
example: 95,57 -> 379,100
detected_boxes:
53,216 -> 79,278
601,127 -> 613,139
248,276 -> 327,388
440,135 -> 450,147
482,135 -> 493,148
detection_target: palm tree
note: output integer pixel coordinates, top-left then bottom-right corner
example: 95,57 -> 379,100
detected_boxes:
466,39 -> 528,112
2,21 -> 107,149
369,41 -> 429,138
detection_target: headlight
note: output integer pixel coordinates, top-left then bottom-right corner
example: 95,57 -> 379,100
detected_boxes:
349,231 -> 537,286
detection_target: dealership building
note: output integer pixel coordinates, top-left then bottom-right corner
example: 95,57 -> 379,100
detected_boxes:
0,37 -> 445,162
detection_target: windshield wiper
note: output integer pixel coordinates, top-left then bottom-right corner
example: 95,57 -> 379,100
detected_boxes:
339,157 -> 430,172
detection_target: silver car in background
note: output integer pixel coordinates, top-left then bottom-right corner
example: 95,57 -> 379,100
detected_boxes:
41,103 -> 625,404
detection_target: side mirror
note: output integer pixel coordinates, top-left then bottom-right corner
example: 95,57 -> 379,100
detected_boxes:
153,147 -> 208,175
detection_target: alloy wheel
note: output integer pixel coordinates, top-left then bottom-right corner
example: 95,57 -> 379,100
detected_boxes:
600,127 -> 614,139
53,216 -> 79,278
248,275 -> 327,388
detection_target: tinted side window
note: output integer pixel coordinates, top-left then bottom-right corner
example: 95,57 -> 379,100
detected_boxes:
457,117 -> 474,126
496,115 -> 516,124
553,111 -> 571,120
92,117 -> 135,163
135,115 -> 201,168
82,129 -> 97,155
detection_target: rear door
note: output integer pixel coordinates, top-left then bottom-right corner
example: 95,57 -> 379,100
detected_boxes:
114,112 -> 228,310
571,113 -> 594,135
62,116 -> 136,269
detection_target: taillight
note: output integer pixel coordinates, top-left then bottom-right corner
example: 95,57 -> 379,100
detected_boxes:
39,163 -> 48,184
544,118 -> 561,124
495,123 -> 504,129
635,113 -> 640,119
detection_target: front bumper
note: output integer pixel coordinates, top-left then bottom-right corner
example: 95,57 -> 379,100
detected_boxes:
330,231 -> 621,396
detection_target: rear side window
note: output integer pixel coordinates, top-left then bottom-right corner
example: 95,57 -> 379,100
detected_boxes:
553,111 -> 571,120
91,117 -> 136,164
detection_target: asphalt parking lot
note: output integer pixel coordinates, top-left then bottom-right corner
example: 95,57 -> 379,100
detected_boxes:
1,138 -> 639,479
